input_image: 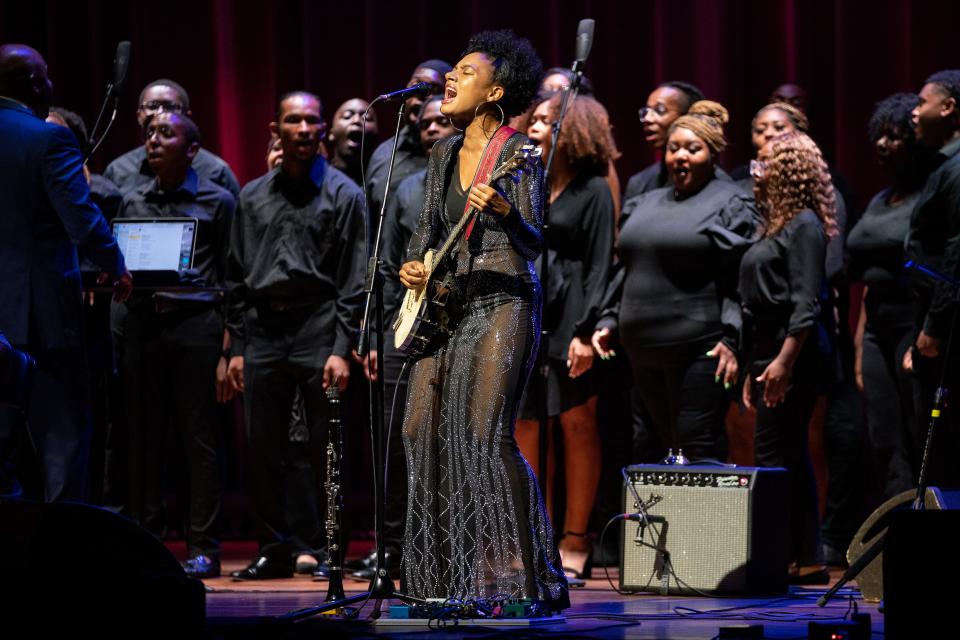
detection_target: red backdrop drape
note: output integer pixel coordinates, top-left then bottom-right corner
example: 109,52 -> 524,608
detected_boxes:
3,0 -> 960,207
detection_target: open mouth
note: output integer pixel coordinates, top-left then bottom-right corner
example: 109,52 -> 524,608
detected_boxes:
346,129 -> 363,148
674,166 -> 690,178
443,83 -> 457,104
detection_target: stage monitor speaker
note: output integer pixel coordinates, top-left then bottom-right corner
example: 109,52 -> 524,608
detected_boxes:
884,509 -> 960,638
846,487 -> 960,603
0,499 -> 205,633
620,464 -> 789,595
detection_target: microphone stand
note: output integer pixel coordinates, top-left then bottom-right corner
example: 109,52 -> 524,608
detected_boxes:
818,261 -> 960,607
86,83 -> 121,163
536,68 -> 585,495
282,99 -> 424,622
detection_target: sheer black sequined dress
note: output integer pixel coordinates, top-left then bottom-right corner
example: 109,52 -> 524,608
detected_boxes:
400,132 -> 569,609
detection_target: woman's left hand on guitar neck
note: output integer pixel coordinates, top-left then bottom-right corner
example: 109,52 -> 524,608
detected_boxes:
469,182 -> 512,217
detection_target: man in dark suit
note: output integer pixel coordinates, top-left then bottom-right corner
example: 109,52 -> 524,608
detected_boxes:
0,44 -> 132,502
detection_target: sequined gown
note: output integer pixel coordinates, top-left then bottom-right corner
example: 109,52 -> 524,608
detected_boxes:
400,132 -> 569,609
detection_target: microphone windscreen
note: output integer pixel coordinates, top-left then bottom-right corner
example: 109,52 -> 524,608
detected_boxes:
575,19 -> 595,64
112,41 -> 132,94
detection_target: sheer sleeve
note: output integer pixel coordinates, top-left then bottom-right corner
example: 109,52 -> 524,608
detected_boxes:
494,136 -> 544,261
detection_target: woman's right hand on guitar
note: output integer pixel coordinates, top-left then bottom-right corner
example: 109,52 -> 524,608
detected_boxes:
400,260 -> 427,290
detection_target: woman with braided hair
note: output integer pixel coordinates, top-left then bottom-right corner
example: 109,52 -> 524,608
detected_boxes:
592,101 -> 759,463
739,131 -> 838,583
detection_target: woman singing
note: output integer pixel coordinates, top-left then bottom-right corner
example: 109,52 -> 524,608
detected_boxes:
398,30 -> 569,609
739,131 -> 838,583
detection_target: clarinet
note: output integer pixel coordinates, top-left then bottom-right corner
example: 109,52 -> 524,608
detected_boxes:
324,385 -> 346,602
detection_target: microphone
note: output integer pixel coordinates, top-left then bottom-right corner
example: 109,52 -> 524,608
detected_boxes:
110,41 -> 132,97
376,82 -> 436,103
571,19 -> 595,75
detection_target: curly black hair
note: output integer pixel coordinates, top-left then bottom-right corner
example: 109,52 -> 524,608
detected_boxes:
926,69 -> 960,103
462,29 -> 543,118
868,92 -> 919,144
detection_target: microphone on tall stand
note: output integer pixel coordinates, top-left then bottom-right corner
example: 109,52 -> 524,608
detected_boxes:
86,40 -> 132,162
571,18 -> 595,78
375,82 -> 436,103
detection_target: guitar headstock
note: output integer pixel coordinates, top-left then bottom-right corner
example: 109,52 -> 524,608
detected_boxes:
491,143 -> 542,184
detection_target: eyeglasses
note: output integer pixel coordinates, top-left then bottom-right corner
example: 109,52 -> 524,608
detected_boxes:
639,105 -> 672,120
749,159 -> 767,178
138,100 -> 185,114
419,115 -> 451,130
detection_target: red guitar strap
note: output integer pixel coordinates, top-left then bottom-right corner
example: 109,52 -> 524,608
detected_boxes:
464,126 -> 517,241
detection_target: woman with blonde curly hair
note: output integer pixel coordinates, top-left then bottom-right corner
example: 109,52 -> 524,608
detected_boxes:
739,130 -> 837,583
592,100 -> 759,467
514,91 -> 618,581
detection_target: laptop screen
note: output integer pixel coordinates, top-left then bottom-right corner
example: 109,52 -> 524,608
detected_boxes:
111,218 -> 198,272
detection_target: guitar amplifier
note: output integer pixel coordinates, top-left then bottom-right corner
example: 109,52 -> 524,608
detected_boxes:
620,464 -> 789,595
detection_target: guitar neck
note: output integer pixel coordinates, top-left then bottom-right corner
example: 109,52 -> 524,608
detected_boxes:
428,205 -> 478,275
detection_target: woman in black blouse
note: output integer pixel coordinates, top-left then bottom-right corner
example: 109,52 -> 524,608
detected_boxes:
739,131 -> 837,583
593,101 -> 758,464
848,93 -> 931,497
516,91 -> 618,580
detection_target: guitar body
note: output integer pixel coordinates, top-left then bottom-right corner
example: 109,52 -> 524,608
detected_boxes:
393,250 -> 451,356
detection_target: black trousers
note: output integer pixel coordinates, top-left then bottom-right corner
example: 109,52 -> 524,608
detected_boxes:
861,325 -> 917,496
751,337 -> 823,566
116,304 -> 224,558
626,338 -> 730,463
0,347 -> 90,502
243,305 -> 334,562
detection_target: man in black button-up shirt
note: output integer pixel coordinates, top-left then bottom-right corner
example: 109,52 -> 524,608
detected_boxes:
113,111 -> 234,578
225,91 -> 366,579
907,69 -> 960,487
105,79 -> 240,197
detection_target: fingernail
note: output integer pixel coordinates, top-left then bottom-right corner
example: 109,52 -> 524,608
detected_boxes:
566,360 -> 571,367
714,375 -> 720,383
706,350 -> 714,357
724,382 -> 732,390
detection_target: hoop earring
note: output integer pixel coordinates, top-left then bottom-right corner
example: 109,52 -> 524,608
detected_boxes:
474,101 -> 506,137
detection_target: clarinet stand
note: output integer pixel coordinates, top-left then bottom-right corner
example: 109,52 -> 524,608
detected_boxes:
818,261 -> 960,607
282,99 -> 425,622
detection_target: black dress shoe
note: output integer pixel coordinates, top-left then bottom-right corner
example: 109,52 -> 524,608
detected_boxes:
183,555 -> 221,579
351,552 -> 400,580
230,556 -> 293,581
311,561 -> 331,581
344,550 -> 376,572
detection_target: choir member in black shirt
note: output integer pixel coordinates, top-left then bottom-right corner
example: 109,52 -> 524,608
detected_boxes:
225,91 -> 366,580
327,98 -> 378,186
849,93 -> 930,497
105,79 -> 240,197
593,101 -> 758,464
739,131 -> 837,583
114,111 -> 235,579
906,69 -> 960,488
365,60 -> 451,227
516,91 -> 617,581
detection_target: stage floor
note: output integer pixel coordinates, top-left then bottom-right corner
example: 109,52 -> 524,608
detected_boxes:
186,542 -> 883,639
